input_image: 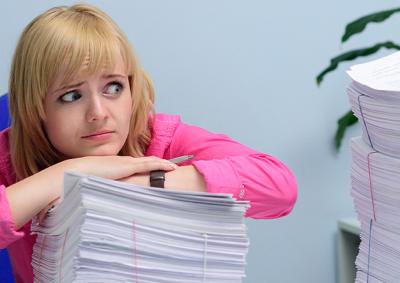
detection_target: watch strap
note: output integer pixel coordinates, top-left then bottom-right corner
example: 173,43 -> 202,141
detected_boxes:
150,170 -> 165,188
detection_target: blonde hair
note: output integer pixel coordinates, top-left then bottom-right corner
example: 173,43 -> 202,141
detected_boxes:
9,4 -> 155,180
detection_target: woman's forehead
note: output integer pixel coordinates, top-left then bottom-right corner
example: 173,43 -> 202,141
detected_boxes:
57,46 -> 127,78
49,55 -> 128,91
74,54 -> 127,77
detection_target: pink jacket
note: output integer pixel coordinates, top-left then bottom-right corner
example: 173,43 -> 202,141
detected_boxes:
0,114 -> 297,282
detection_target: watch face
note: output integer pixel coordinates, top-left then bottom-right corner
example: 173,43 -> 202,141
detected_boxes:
151,170 -> 165,180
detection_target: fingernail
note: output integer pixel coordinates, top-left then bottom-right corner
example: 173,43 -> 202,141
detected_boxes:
169,163 -> 178,169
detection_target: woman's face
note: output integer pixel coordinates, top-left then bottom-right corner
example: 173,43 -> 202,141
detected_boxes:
43,55 -> 133,158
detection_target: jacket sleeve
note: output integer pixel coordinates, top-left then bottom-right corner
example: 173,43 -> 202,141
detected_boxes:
166,122 -> 297,219
0,177 -> 24,248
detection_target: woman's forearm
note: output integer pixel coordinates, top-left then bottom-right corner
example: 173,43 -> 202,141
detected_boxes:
121,165 -> 207,192
165,165 -> 207,192
5,156 -> 179,230
5,163 -> 65,229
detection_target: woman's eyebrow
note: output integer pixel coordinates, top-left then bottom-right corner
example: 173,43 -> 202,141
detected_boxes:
102,74 -> 127,79
53,74 -> 127,94
55,81 -> 85,94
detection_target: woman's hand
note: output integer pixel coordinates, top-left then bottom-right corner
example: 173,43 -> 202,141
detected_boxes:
121,165 -> 207,193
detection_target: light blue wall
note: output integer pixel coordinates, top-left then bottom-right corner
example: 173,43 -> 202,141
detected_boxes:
2,1 -> 400,282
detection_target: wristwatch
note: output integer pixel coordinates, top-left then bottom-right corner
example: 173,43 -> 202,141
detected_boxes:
150,170 -> 165,188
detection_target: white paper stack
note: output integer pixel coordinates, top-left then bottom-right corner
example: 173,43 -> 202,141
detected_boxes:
347,51 -> 400,159
31,172 -> 250,283
351,138 -> 400,282
347,51 -> 400,282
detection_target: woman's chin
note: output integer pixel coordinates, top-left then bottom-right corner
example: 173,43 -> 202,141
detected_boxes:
69,145 -> 122,157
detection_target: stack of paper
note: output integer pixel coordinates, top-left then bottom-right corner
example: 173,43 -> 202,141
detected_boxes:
31,172 -> 249,283
351,138 -> 400,282
347,51 -> 400,159
347,51 -> 400,282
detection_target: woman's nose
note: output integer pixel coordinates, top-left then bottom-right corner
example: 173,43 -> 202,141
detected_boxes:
85,95 -> 107,122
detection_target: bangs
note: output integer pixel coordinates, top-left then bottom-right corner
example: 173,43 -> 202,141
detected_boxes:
42,10 -> 133,90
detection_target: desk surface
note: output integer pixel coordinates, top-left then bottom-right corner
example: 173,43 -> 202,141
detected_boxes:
338,218 -> 361,235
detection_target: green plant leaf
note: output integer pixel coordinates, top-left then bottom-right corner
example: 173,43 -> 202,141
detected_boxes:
342,7 -> 400,43
335,110 -> 358,150
316,41 -> 400,85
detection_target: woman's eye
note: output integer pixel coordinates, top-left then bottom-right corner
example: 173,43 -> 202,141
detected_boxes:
105,82 -> 123,95
59,91 -> 81,102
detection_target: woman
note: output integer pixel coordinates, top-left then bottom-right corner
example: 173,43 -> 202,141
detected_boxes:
0,4 -> 297,282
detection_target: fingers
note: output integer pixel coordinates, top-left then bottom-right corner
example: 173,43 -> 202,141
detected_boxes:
128,156 -> 178,174
64,155 -> 179,180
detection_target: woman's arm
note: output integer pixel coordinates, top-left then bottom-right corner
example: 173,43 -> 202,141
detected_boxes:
165,122 -> 298,219
3,156 -> 177,231
120,165 -> 207,192
192,153 -> 297,219
124,119 -> 297,219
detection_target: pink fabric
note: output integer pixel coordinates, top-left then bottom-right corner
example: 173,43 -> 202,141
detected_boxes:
0,113 -> 297,282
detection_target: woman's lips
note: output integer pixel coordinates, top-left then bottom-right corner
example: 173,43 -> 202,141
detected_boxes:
82,131 -> 114,141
